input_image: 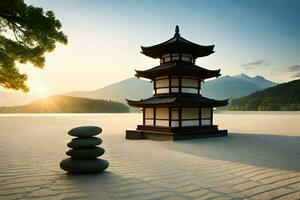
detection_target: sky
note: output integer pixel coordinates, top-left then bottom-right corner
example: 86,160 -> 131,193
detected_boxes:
1,0 -> 300,104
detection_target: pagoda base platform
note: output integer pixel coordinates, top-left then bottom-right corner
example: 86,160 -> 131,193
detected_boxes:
126,125 -> 227,141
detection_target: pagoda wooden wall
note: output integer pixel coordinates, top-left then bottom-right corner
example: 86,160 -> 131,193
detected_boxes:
153,75 -> 201,95
143,107 -> 212,128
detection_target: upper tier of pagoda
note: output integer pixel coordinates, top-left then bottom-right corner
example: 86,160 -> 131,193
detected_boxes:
141,25 -> 215,59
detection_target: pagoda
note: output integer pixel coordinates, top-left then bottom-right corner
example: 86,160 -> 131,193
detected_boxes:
126,26 -> 228,141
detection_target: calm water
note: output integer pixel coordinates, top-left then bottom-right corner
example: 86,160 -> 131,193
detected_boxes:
0,111 -> 299,136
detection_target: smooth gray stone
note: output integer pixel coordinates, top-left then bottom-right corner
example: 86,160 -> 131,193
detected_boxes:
67,137 -> 102,148
68,126 -> 102,137
60,158 -> 109,173
66,147 -> 104,158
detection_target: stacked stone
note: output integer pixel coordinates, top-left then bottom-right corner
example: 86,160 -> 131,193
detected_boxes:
60,126 -> 109,173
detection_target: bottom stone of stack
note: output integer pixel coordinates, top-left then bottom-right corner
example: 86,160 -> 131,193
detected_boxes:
60,158 -> 109,173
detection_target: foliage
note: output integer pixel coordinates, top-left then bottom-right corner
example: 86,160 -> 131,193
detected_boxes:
230,79 -> 300,111
0,95 -> 129,113
0,0 -> 67,92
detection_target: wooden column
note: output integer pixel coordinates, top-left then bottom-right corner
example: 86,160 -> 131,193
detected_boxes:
179,75 -> 182,93
199,107 -> 202,126
179,107 -> 182,127
168,75 -> 171,94
198,78 -> 201,95
153,79 -> 157,95
168,107 -> 172,127
153,107 -> 156,126
143,108 -> 145,125
210,107 -> 213,126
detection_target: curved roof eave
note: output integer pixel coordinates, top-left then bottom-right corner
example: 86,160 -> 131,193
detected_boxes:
127,95 -> 229,108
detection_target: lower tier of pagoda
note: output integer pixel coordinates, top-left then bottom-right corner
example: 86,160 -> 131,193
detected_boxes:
126,94 -> 228,141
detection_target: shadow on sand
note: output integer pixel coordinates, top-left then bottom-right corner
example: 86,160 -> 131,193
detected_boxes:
170,133 -> 300,171
61,171 -> 116,199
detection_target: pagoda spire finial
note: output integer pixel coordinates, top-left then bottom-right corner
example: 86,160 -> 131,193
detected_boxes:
174,25 -> 180,37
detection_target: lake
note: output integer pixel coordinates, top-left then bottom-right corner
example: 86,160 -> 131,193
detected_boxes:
0,112 -> 299,199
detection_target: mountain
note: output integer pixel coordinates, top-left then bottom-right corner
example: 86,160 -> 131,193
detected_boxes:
66,77 -> 152,103
234,73 -> 277,89
0,95 -> 129,113
0,74 -> 277,107
230,79 -> 300,111
66,74 -> 276,103
202,76 -> 261,100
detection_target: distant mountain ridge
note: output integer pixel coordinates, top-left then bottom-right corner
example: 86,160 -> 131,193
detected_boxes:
67,78 -> 153,103
66,74 -> 277,103
0,74 -> 277,108
230,79 -> 300,111
0,95 -> 129,113
234,73 -> 277,89
202,75 -> 261,100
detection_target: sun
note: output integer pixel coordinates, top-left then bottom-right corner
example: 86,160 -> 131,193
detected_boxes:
31,83 -> 51,97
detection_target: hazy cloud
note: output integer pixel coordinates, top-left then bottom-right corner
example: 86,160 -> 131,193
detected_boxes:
243,66 -> 256,70
289,65 -> 300,78
241,60 -> 270,70
289,65 -> 300,72
291,72 -> 300,78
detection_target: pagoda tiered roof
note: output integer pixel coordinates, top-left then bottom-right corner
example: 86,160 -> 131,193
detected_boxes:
141,26 -> 215,59
135,61 -> 221,79
126,94 -> 228,108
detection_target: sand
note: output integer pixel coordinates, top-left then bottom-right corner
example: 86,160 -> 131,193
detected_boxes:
0,112 -> 299,200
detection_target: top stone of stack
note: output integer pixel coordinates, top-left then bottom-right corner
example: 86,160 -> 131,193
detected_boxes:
68,126 -> 102,137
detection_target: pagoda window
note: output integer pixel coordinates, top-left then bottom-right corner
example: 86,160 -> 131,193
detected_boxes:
171,88 -> 179,93
144,108 -> 154,126
161,54 -> 171,63
170,76 -> 179,93
172,53 -> 180,61
171,77 -> 179,86
155,76 -> 169,94
160,53 -> 194,63
156,88 -> 169,94
182,77 -> 198,87
155,108 -> 169,126
156,79 -> 169,87
182,53 -> 193,62
201,108 -> 212,126
154,75 -> 201,95
182,108 -> 200,127
170,108 -> 180,127
181,76 -> 200,94
182,88 -> 198,94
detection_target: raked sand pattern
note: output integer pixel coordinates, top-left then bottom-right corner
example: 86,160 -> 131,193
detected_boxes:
0,112 -> 299,200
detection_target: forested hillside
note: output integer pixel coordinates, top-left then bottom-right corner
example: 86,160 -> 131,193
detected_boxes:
0,95 -> 129,113
230,79 -> 300,111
